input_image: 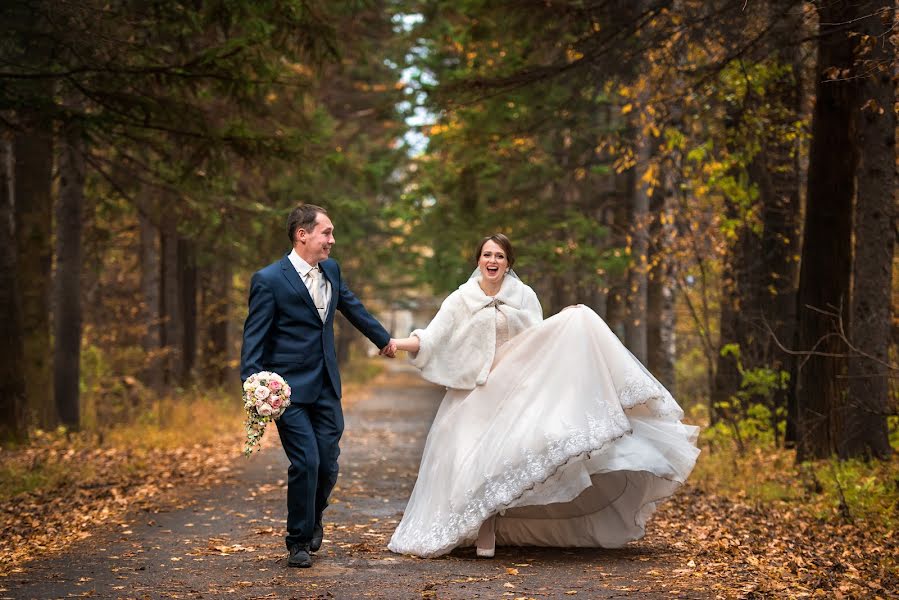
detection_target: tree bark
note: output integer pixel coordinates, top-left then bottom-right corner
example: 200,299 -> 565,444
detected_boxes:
647,177 -> 677,393
0,134 -> 28,443
160,215 -> 181,387
178,238 -> 197,385
14,120 -> 56,429
52,121 -> 86,429
757,0 -> 803,445
794,0 -> 857,461
626,134 -> 651,363
842,0 -> 895,460
335,315 -> 356,368
201,261 -> 231,385
711,242 -> 742,424
139,208 -> 163,393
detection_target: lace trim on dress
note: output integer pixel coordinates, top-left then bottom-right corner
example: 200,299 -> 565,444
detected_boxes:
616,375 -> 682,418
390,406 -> 632,557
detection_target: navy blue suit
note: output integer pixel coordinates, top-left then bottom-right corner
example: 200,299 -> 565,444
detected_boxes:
240,254 -> 390,549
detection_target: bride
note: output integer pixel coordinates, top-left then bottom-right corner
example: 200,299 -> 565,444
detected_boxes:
387,233 -> 700,558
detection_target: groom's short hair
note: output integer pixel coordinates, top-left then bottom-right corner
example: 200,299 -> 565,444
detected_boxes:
287,204 -> 328,243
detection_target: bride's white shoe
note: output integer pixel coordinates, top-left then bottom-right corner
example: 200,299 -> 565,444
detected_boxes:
476,516 -> 496,558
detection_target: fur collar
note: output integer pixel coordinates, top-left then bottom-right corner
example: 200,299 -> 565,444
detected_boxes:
458,275 -> 528,313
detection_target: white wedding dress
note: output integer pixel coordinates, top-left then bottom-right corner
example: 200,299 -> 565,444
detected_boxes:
387,305 -> 700,558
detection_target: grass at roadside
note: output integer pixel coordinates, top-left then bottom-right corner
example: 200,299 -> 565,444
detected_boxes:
679,432 -> 899,597
0,395 -> 244,502
693,441 -> 899,526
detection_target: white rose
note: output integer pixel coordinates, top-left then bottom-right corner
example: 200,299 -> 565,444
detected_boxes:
253,386 -> 271,400
257,403 -> 274,417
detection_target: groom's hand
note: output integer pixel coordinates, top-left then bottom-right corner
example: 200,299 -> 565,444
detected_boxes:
379,339 -> 398,358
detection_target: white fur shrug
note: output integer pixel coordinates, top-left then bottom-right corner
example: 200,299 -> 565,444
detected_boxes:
410,275 -> 543,390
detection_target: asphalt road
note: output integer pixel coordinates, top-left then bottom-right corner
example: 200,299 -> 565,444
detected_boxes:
4,364 -> 710,600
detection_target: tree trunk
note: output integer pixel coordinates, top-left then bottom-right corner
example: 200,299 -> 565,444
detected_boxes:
160,215 -> 181,387
14,121 -> 56,428
842,0 -> 895,460
178,238 -> 197,385
0,134 -> 28,443
626,135 -> 651,363
647,178 -> 677,393
202,261 -> 231,386
139,208 -> 164,393
711,137 -> 760,421
711,246 -> 742,424
52,121 -> 86,429
335,315 -> 356,368
606,284 -> 628,342
758,0 -> 803,445
794,0 -> 857,461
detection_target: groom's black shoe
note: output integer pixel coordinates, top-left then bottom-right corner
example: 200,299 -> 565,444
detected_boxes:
310,521 -> 324,553
287,544 -> 312,568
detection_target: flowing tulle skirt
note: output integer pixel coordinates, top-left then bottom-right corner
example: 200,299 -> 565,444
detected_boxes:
387,306 -> 700,558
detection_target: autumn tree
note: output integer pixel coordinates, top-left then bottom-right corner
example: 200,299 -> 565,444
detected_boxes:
2,0 -> 344,426
0,133 -> 28,443
842,1 -> 895,460
794,0 -> 860,460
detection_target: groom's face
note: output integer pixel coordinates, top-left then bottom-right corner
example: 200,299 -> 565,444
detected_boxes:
300,214 -> 335,264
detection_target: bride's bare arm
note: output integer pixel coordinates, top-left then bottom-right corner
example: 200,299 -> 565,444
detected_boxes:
393,335 -> 421,353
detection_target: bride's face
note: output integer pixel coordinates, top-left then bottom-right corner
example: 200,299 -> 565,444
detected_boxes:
478,240 -> 509,285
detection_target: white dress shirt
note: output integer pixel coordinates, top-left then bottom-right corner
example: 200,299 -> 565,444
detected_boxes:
288,249 -> 331,321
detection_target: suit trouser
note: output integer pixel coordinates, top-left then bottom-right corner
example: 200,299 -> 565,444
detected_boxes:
275,377 -> 343,549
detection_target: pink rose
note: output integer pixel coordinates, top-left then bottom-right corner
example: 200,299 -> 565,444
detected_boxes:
268,380 -> 282,391
257,403 -> 274,417
253,386 -> 271,400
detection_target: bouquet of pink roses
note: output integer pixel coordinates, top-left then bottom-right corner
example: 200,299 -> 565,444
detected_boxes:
242,371 -> 291,456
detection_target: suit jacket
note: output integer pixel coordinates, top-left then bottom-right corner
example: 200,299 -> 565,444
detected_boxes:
240,254 -> 391,404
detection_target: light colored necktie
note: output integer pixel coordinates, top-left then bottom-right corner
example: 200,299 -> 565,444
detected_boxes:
307,267 -> 325,321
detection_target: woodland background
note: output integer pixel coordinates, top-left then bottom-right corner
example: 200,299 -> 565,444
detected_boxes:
0,0 -> 897,593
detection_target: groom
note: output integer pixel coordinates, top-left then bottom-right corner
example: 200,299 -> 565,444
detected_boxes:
240,204 -> 397,568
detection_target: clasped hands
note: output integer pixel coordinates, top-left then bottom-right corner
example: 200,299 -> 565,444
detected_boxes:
379,339 -> 399,358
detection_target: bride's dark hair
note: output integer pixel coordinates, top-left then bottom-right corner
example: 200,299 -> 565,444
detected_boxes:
474,233 -> 515,268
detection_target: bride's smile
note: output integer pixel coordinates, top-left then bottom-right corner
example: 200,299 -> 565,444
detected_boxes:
478,240 -> 509,293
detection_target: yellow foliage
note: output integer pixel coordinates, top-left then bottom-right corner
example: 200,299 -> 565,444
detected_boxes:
640,163 -> 658,186
566,47 -> 584,62
283,61 -> 313,77
428,123 -> 450,136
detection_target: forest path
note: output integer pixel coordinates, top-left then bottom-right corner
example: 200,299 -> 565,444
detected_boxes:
5,364 -> 711,600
